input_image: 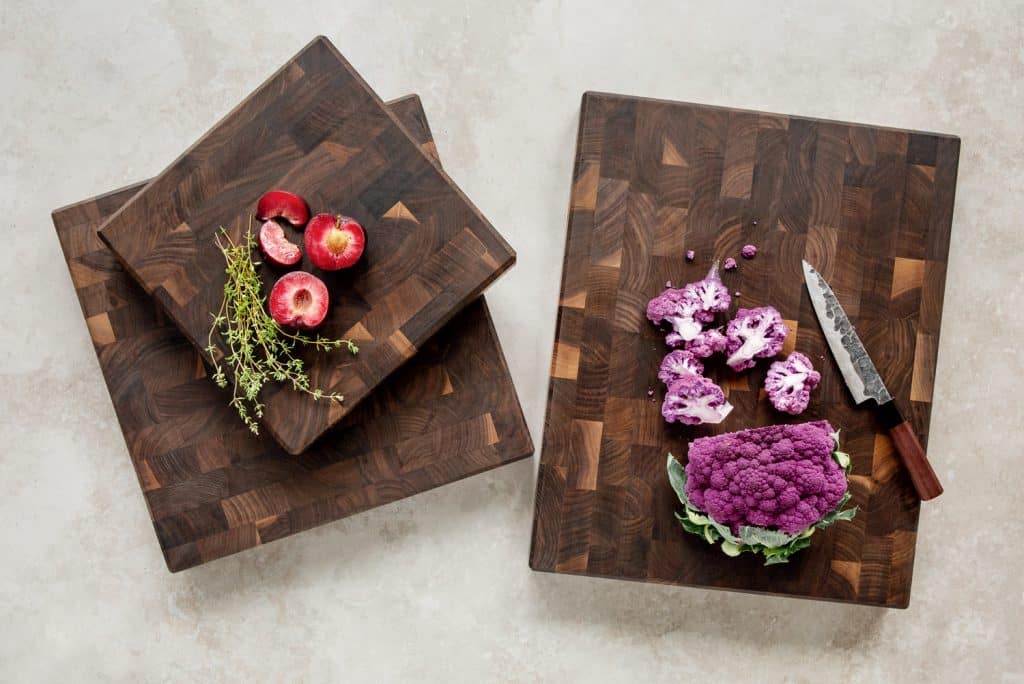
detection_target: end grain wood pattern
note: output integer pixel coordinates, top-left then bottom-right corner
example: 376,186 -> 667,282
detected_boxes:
55,95 -> 533,572
530,92 -> 959,607
98,37 -> 515,455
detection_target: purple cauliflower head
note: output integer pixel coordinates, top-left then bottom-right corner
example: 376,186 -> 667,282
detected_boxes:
765,352 -> 821,415
646,287 -> 704,346
662,374 -> 734,426
658,350 -> 704,385
684,420 -> 846,535
724,306 -> 789,371
680,262 -> 731,323
685,328 -> 728,358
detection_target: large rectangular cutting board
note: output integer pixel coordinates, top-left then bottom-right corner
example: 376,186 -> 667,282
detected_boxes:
529,92 -> 959,607
98,37 -> 515,455
55,95 -> 533,572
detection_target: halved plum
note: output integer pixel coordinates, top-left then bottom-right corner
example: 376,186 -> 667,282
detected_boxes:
256,190 -> 310,228
306,214 -> 365,271
258,220 -> 302,267
268,271 -> 329,330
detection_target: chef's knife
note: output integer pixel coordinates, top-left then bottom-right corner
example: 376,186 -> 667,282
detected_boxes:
802,260 -> 943,501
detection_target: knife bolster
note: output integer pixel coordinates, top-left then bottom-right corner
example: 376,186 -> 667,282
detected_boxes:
876,400 -> 904,429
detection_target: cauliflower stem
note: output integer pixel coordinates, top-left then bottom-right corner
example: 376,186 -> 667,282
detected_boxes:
666,432 -> 857,566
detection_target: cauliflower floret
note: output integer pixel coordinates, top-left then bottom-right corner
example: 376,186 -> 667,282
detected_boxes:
658,350 -> 704,385
646,288 -> 704,345
662,374 -> 734,426
680,262 -> 731,323
765,352 -> 821,415
648,264 -> 734,346
684,421 -> 846,535
685,328 -> 728,358
724,306 -> 789,371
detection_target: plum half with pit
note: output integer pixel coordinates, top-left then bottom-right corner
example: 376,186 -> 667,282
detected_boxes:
258,220 -> 302,267
306,214 -> 365,271
256,190 -> 310,228
269,271 -> 329,330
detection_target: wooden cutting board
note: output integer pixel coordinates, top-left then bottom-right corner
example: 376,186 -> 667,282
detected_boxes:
98,37 -> 515,455
55,94 -> 533,572
530,92 -> 959,607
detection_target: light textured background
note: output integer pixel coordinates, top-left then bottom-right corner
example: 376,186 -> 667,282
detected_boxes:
2,1 -> 1021,681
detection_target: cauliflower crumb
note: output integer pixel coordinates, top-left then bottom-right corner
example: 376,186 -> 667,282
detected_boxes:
723,257 -> 737,271
741,244 -> 757,259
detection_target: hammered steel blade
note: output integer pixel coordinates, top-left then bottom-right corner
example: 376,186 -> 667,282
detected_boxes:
802,260 -> 892,405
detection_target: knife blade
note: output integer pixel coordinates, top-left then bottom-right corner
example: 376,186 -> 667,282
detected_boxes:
802,260 -> 942,501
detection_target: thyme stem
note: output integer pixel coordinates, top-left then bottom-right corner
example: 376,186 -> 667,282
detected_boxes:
206,222 -> 358,434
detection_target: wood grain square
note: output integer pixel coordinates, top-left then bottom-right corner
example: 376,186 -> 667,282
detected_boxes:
891,257 -> 926,299
661,139 -> 687,167
550,341 -> 581,380
85,312 -> 116,346
910,332 -> 937,403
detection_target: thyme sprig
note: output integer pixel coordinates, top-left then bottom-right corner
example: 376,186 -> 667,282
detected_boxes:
206,224 -> 358,434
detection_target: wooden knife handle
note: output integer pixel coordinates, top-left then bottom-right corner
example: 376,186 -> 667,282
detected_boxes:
878,401 -> 943,501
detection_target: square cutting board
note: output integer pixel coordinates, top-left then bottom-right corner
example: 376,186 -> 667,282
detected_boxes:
98,36 -> 515,455
529,92 -> 959,607
55,94 -> 533,572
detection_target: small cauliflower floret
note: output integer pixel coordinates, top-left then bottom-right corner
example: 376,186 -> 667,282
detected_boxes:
724,306 -> 789,371
658,349 -> 704,385
662,374 -> 734,426
685,328 -> 727,358
741,244 -> 757,259
765,352 -> 821,415
680,262 -> 732,323
646,288 -> 704,345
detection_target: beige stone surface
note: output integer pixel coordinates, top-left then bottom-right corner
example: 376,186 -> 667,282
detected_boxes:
1,1 -> 1021,681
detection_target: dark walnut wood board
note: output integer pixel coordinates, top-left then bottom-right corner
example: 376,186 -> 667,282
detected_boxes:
97,36 -> 515,455
54,94 -> 533,573
529,92 -> 959,608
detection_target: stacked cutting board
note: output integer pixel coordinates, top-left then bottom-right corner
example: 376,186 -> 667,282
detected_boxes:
54,38 -> 532,571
